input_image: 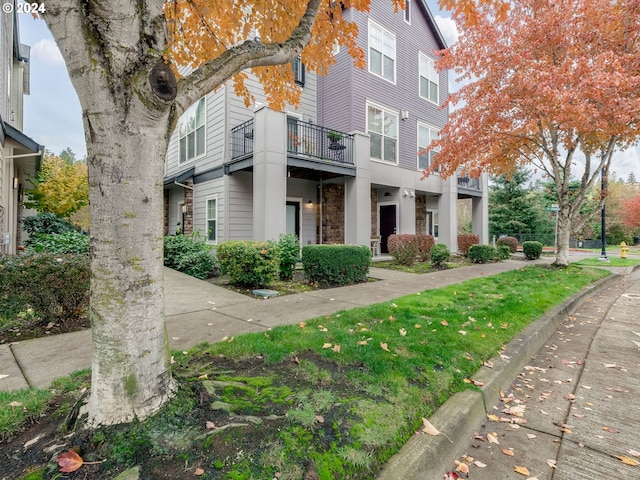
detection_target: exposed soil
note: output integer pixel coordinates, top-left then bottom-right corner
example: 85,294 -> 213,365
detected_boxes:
0,351 -> 402,480
0,314 -> 90,345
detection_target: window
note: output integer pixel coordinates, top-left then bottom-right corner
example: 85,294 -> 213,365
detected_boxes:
419,53 -> 439,103
418,123 -> 440,170
332,41 -> 340,56
292,57 -> 305,86
404,0 -> 411,23
369,21 -> 396,83
179,98 -> 206,163
206,196 -> 217,243
368,104 -> 398,163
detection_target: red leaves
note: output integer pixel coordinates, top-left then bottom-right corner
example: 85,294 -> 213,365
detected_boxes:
57,449 -> 84,473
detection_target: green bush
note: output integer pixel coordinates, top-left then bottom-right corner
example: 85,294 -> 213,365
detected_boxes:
468,244 -> 497,263
430,244 -> 450,268
0,253 -> 90,323
522,241 -> 543,260
27,231 -> 89,254
457,233 -> 480,256
497,245 -> 511,260
217,241 -> 280,288
387,234 -> 418,266
415,234 -> 435,262
301,245 -> 370,287
164,232 -> 218,279
277,233 -> 300,280
496,236 -> 519,253
23,213 -> 75,239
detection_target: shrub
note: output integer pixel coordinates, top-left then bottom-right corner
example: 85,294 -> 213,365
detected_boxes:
277,233 -> 300,281
0,253 -> 90,323
468,244 -> 497,264
457,233 -> 480,256
496,236 -> 519,253
415,234 -> 435,262
522,241 -> 543,260
301,245 -> 370,287
27,231 -> 89,254
23,213 -> 75,240
430,244 -> 450,268
164,232 -> 218,279
497,245 -> 511,260
217,241 -> 280,288
387,234 -> 418,266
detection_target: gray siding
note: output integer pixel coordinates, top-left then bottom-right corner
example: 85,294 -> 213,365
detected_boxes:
193,177 -> 225,242
318,2 -> 448,174
227,171 -> 253,240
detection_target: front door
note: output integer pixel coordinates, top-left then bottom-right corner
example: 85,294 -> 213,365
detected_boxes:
286,200 -> 300,238
379,204 -> 397,253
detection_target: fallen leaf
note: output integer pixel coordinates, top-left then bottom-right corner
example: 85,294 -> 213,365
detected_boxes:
487,432 -> 500,444
603,426 -> 620,434
527,434 -> 537,439
629,449 -> 640,458
322,343 -> 332,349
514,465 -> 530,476
487,414 -> 501,422
503,448 -> 515,456
8,401 -> 22,407
414,324 -> 422,328
380,343 -> 390,352
468,378 -> 485,387
616,455 -> 640,467
332,344 -> 341,353
474,460 -> 487,468
316,415 -> 325,424
441,320 -> 449,326
293,356 -> 300,365
546,459 -> 557,468
421,418 -> 440,436
483,360 -> 494,368
357,340 -> 368,346
458,330 -> 467,335
299,322 -> 307,328
399,328 -> 407,336
197,374 -> 208,380
194,467 -> 205,476
443,472 -> 459,480
454,460 -> 469,474
205,421 -> 215,429
57,449 -> 84,473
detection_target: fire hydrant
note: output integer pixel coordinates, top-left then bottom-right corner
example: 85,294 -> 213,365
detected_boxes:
620,241 -> 629,259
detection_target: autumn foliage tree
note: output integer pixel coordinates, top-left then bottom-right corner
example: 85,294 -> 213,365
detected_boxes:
623,193 -> 640,231
24,151 -> 88,219
427,0 -> 640,265
40,0 -> 411,427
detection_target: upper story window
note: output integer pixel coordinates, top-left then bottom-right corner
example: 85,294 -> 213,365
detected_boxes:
179,98 -> 206,163
404,0 -> 411,23
418,122 -> 440,170
206,196 -> 218,243
292,57 -> 305,86
419,53 -> 439,103
369,20 -> 396,83
368,103 -> 398,163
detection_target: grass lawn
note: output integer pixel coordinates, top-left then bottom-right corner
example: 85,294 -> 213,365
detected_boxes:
0,265 -> 609,480
571,257 -> 640,267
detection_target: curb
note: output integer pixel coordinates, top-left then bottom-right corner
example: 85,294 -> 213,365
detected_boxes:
377,271 -> 618,479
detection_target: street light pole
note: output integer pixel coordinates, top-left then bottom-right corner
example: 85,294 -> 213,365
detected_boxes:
599,165 -> 608,261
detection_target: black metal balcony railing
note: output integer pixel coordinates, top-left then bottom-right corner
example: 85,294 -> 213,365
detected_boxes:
230,119 -> 354,166
457,175 -> 481,189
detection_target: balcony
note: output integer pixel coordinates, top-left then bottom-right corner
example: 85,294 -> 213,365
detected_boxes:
230,118 -> 355,168
457,175 -> 481,190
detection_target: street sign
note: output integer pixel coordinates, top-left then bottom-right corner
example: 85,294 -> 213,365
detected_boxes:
546,204 -> 560,211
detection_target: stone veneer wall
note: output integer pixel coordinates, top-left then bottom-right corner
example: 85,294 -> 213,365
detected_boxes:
371,188 -> 378,236
183,179 -> 194,235
163,191 -> 170,235
322,183 -> 344,244
415,194 -> 427,234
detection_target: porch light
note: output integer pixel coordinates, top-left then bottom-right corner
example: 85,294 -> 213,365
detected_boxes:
13,177 -> 19,189
181,204 -> 187,213
307,200 -> 313,206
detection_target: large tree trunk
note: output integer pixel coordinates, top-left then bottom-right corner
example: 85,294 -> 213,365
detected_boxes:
80,80 -> 175,425
554,207 -> 572,266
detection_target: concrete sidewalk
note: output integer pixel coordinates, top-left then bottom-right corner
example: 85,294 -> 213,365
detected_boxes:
2,258 -> 551,391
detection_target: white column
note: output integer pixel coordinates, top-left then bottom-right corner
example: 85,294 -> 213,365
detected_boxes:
472,173 -> 489,244
344,131 -> 371,246
252,108 -> 287,241
438,176 -> 458,252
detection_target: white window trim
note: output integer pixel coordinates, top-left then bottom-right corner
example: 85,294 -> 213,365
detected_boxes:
205,195 -> 218,245
368,19 -> 396,85
417,121 -> 440,171
404,0 -> 411,24
427,209 -> 439,240
419,52 -> 439,105
178,97 -> 207,164
367,101 -> 399,165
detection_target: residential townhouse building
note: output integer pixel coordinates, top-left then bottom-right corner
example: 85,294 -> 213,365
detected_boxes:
1,1 -> 44,255
163,0 -> 488,254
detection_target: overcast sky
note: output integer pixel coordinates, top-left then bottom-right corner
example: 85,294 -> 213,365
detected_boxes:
17,1 -> 638,180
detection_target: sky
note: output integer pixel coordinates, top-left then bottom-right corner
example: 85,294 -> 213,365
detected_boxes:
17,1 -> 638,181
